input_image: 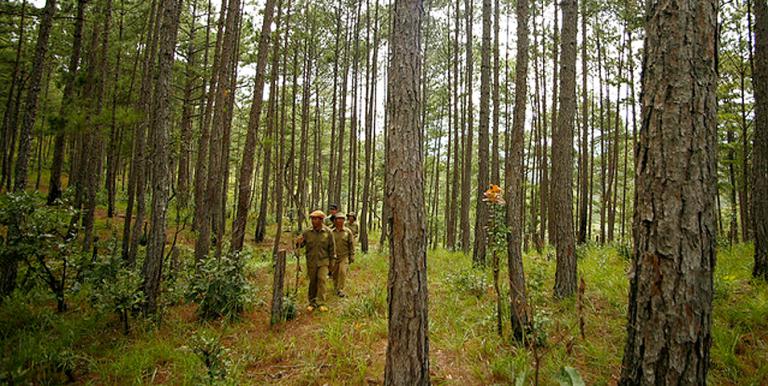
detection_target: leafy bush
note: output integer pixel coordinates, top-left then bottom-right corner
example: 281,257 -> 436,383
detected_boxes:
191,330 -> 230,383
88,253 -> 144,334
188,254 -> 252,320
0,192 -> 77,311
444,268 -> 487,298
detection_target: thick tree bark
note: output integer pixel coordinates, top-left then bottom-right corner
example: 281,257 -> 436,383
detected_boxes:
384,0 -> 429,383
619,1 -> 718,383
752,0 -> 768,280
505,0 -> 530,341
552,0 -> 577,299
14,0 -> 57,192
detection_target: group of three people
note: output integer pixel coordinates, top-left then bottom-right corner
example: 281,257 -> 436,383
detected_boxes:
295,204 -> 359,312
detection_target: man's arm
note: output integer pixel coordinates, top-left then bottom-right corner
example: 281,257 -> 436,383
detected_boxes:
348,230 -> 355,263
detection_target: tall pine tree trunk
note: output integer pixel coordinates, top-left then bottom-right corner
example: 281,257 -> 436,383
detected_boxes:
619,1 -> 718,382
506,0 -> 530,340
48,0 -> 85,204
14,0 -> 57,192
473,0 -> 491,266
752,0 -> 768,279
552,0 -> 577,299
384,0 -> 429,382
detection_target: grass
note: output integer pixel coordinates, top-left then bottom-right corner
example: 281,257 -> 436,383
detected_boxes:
2,221 -> 767,384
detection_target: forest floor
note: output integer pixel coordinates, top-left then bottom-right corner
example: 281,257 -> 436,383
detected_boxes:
1,214 -> 767,385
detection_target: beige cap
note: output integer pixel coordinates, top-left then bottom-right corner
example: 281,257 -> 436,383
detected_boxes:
309,210 -> 326,218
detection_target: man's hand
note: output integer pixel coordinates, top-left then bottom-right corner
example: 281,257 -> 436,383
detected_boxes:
295,235 -> 304,246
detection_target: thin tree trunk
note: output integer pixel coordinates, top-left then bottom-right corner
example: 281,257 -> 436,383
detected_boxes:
14,0 -> 57,192
577,0 -> 589,243
552,0 -> 577,299
48,0 -> 85,204
473,0 -> 492,266
143,0 -> 181,315
506,0 -> 530,340
361,0 -> 380,253
251,0 -> 283,245
1,0 -> 26,194
460,0 -> 473,254
752,0 -> 768,279
177,0 -> 200,211
125,0 -> 162,266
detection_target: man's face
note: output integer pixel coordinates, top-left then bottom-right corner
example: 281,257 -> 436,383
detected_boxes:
347,216 -> 355,223
329,208 -> 338,215
334,218 -> 345,229
311,216 -> 323,228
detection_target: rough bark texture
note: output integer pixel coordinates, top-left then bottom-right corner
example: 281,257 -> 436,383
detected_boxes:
552,0 -> 577,299
14,0 -> 57,192
752,0 -> 768,280
619,0 -> 718,383
142,0 -> 181,315
505,0 -> 530,340
473,0 -> 491,266
383,0 -> 429,384
230,0 -> 277,252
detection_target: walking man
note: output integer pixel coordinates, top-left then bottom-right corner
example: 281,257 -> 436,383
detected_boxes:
331,213 -> 355,297
296,210 -> 336,312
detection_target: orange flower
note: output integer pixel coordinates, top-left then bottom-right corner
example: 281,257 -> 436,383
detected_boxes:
483,184 -> 505,205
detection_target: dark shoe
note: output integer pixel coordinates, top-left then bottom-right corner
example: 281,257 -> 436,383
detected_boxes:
337,291 -> 347,298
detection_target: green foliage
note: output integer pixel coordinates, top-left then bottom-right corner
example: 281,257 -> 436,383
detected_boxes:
444,268 -> 487,298
188,254 -> 252,320
0,289 -> 102,384
0,192 -> 77,310
557,366 -> 586,386
342,286 -> 386,320
88,252 -> 144,334
191,330 -> 230,383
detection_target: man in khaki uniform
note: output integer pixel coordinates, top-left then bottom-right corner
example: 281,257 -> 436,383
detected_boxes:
324,204 -> 339,227
296,210 -> 336,312
330,214 -> 355,297
346,212 -> 359,239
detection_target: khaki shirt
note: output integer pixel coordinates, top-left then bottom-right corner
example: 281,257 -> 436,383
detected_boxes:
346,222 -> 359,239
332,226 -> 355,264
300,226 -> 336,267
